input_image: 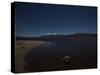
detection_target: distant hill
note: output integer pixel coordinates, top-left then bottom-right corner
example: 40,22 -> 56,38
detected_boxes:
16,33 -> 97,41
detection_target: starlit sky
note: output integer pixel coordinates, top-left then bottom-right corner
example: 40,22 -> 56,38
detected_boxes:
15,2 -> 97,37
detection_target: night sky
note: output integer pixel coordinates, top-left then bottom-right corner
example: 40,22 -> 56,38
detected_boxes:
15,2 -> 97,37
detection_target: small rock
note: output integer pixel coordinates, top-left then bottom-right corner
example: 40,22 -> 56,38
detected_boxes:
62,56 -> 71,63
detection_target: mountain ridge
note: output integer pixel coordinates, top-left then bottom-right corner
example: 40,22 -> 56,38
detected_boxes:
16,33 -> 97,41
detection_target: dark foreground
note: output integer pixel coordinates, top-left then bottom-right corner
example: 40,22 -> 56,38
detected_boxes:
20,39 -> 97,73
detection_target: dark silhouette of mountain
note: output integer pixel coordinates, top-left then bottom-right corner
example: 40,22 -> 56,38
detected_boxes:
16,33 -> 97,41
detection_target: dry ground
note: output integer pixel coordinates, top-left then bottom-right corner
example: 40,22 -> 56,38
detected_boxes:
15,40 -> 47,72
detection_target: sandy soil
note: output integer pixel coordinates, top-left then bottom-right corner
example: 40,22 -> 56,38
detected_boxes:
15,40 -> 47,73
